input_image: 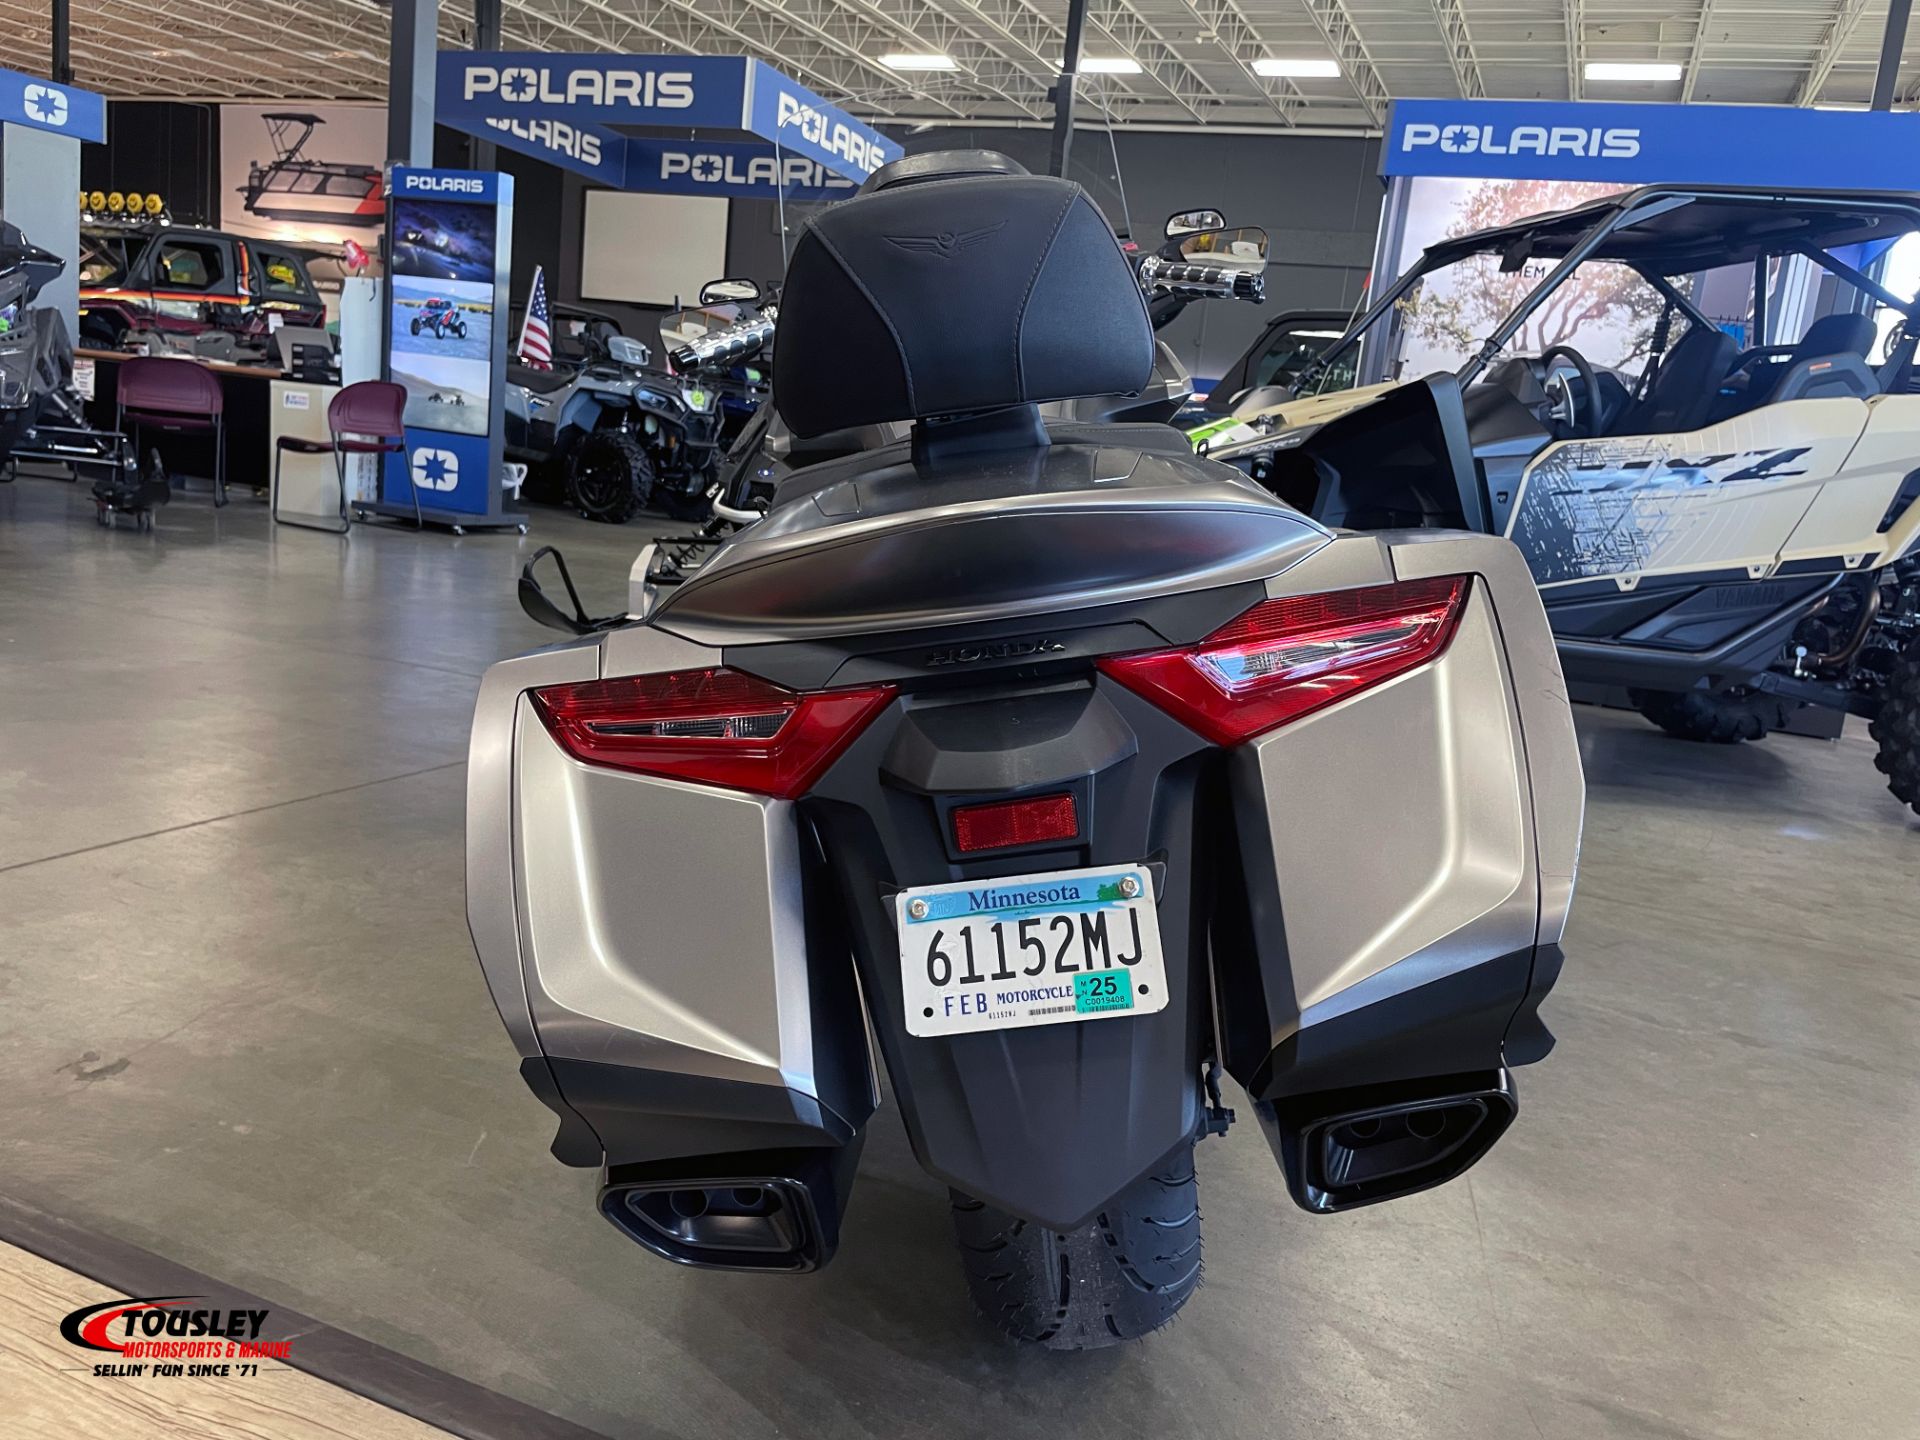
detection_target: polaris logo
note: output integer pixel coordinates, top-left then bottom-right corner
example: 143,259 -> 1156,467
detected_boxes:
411,448 -> 459,492
775,91 -> 885,175
925,638 -> 1066,667
659,150 -> 854,192
1401,122 -> 1640,160
463,64 -> 694,110
22,83 -> 67,127
484,117 -> 602,168
401,173 -> 486,195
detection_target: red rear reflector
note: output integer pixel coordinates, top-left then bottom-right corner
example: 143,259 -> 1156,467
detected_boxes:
529,668 -> 894,800
951,792 -> 1080,853
1096,576 -> 1470,745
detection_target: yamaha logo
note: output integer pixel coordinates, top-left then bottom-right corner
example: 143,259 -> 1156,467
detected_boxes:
924,638 -> 1066,667
1401,121 -> 1640,160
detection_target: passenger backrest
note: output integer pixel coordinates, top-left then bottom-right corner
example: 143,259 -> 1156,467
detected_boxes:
772,158 -> 1154,439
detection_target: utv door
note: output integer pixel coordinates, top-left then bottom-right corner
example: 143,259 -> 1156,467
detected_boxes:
135,230 -> 244,342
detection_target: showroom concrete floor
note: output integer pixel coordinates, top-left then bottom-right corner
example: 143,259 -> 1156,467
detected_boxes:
2,473 -> 1918,1440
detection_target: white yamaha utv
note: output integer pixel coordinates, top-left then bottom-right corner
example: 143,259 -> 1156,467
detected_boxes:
1208,186 -> 1920,816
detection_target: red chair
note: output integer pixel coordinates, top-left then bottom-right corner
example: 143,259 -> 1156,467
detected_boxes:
117,356 -> 227,506
272,381 -> 408,535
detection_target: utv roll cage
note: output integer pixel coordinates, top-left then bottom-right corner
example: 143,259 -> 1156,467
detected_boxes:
1297,185 -> 1920,395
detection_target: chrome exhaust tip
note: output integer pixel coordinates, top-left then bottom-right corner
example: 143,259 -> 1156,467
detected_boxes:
1259,1068 -> 1517,1214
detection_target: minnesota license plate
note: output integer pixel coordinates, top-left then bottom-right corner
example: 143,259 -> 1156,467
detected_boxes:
896,866 -> 1169,1038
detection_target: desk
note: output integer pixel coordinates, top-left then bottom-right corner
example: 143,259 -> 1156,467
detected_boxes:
77,347 -> 278,497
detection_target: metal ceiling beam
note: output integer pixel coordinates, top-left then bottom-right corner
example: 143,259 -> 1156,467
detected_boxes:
1680,0 -> 1716,102
1432,0 -> 1486,100
1872,0 -> 1914,108
1565,0 -> 1584,100
1185,0 -> 1311,125
1795,0 -> 1876,105
1083,0 -> 1222,123
1297,0 -> 1391,123
823,0 -> 1047,119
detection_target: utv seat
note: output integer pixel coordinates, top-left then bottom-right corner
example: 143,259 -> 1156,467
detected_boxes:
1614,325 -> 1737,436
1712,312 -> 1881,420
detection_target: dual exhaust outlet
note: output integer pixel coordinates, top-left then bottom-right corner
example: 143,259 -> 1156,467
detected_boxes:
594,1073 -> 1516,1273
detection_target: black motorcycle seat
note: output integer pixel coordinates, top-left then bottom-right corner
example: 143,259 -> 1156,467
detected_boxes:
508,362 -> 574,395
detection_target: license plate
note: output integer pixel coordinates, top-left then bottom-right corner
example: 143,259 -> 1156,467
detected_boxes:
896,865 -> 1169,1038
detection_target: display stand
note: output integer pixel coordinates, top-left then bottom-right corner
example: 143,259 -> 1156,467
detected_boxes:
366,165 -> 525,534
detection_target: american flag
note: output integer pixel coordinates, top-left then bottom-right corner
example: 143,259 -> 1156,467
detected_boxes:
517,265 -> 553,370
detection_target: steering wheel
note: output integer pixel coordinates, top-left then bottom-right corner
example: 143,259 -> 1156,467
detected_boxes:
1538,345 -> 1600,438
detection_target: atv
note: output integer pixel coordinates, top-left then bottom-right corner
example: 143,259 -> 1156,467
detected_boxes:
1206,184 -> 1920,818
410,297 -> 467,341
505,285 -> 766,525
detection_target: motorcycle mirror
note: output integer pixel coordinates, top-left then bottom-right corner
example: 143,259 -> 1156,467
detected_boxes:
518,547 -> 601,636
1165,209 -> 1225,239
1168,226 -> 1269,270
700,277 -> 762,305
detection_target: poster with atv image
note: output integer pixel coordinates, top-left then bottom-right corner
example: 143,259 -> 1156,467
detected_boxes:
391,276 -> 493,437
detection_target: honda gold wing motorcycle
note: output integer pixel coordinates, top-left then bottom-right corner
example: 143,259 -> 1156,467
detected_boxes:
466,152 -> 1585,1351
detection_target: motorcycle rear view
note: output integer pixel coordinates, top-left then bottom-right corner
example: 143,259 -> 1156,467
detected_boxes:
466,152 -> 1585,1350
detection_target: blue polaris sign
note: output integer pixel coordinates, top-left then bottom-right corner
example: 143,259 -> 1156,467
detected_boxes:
745,60 -> 899,181
391,166 -> 501,203
444,53 -> 747,130
0,65 -> 105,143
436,52 -> 897,191
625,139 -> 857,201
1386,98 -> 1920,189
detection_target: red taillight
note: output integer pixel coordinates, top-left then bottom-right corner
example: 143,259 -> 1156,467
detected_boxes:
1096,576 -> 1470,745
529,668 -> 894,800
951,792 -> 1079,853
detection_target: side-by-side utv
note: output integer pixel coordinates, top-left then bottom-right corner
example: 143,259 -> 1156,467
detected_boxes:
1206,186 -> 1920,815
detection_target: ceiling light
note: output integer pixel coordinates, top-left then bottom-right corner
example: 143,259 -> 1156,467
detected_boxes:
1253,57 -> 1341,78
1583,61 -> 1682,82
1077,57 -> 1143,75
879,53 -> 959,71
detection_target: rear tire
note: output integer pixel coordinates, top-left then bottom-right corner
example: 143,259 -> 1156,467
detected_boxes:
566,430 -> 654,525
950,1142 -> 1201,1351
1629,686 -> 1789,744
1870,643 -> 1920,817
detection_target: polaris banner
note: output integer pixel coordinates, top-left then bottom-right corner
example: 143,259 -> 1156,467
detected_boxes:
0,64 -> 105,144
744,59 -> 898,182
625,139 -> 857,201
1385,98 -> 1920,189
436,52 -> 898,190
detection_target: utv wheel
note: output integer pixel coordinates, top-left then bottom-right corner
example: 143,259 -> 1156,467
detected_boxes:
950,1142 -> 1201,1351
566,430 -> 655,524
409,316 -> 421,336
1869,643 -> 1920,817
1629,686 -> 1790,744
